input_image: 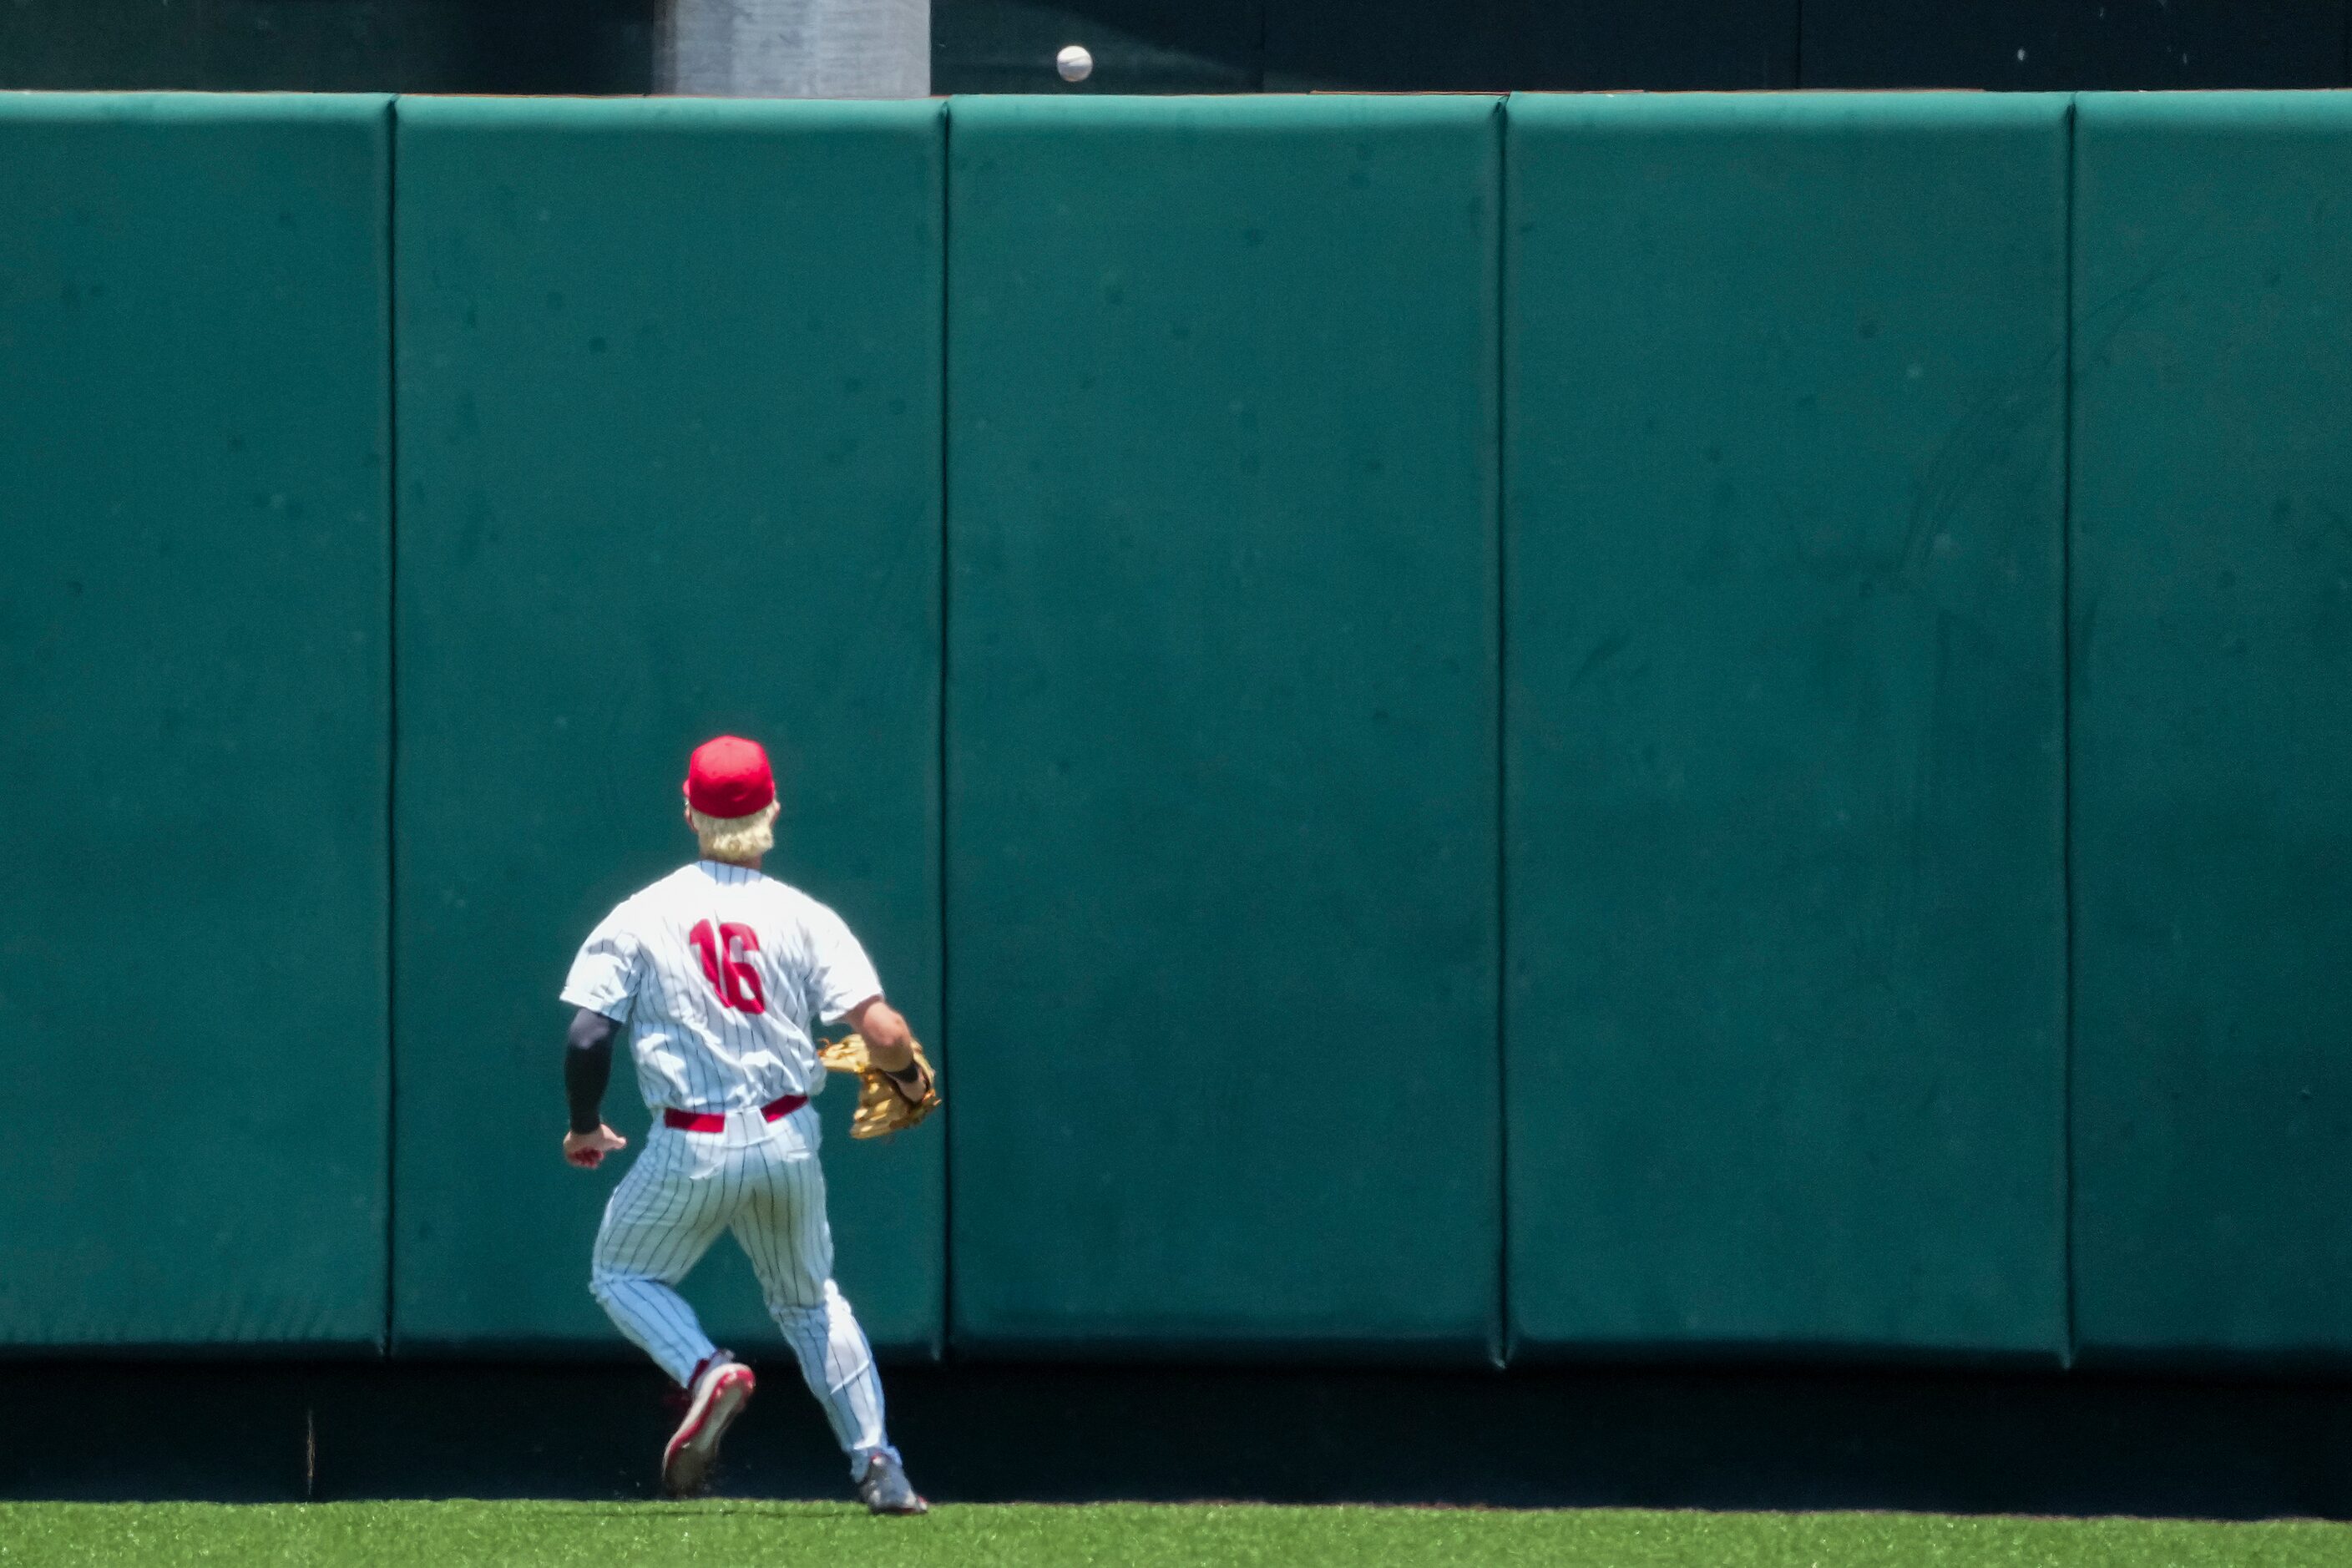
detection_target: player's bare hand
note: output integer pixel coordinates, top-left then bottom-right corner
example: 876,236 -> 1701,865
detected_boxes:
563,1125 -> 627,1169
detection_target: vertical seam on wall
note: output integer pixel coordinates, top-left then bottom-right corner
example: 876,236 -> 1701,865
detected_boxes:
382,93 -> 402,1360
936,98 -> 954,1366
1491,94 -> 1511,1373
2060,92 -> 2079,1373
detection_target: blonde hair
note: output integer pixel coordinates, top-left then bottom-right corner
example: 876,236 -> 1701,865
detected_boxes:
690,800 -> 779,862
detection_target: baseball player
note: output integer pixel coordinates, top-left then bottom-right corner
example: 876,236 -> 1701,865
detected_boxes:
558,734 -> 938,1513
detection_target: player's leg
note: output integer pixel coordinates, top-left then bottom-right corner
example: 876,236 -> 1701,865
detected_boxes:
594,1124 -> 763,1495
733,1110 -> 917,1508
588,1125 -> 734,1384
778,1278 -> 892,1464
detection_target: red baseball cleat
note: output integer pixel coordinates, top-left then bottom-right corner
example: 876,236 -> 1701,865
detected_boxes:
661,1353 -> 756,1497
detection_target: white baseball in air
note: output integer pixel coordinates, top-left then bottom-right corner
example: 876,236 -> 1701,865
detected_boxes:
1056,43 -> 1094,82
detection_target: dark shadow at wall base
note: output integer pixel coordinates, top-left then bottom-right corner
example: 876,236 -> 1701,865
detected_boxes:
4,1360 -> 2351,1518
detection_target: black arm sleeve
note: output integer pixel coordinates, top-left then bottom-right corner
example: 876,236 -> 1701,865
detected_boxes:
564,1009 -> 620,1136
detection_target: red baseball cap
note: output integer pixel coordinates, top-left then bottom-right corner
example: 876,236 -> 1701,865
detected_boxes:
684,736 -> 776,818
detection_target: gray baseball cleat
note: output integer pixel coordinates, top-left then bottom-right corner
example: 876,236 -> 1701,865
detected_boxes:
661,1353 -> 756,1498
857,1450 -> 929,1515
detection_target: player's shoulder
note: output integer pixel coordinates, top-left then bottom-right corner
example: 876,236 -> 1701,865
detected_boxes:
604,864 -> 707,918
751,873 -> 834,920
741,872 -> 853,938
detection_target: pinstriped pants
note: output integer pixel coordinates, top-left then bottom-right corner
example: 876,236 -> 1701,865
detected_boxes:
589,1104 -> 896,1474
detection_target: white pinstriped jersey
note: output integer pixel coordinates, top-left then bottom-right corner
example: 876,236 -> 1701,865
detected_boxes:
560,861 -> 883,1115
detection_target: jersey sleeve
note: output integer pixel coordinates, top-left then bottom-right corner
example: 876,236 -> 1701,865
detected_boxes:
806,902 -> 884,1025
560,904 -> 643,1024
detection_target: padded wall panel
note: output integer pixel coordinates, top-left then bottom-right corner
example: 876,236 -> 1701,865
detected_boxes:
2072,94 -> 2352,1367
0,94 -> 392,1347
1505,94 -> 2069,1360
392,98 -> 943,1356
947,96 -> 1502,1357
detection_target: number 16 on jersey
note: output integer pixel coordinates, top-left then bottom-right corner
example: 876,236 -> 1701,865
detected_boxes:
688,919 -> 766,1014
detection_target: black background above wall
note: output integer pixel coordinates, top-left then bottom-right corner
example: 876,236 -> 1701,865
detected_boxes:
0,0 -> 2342,94
0,0 -> 654,92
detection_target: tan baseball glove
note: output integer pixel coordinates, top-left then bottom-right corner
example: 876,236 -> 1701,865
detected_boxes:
818,1034 -> 941,1139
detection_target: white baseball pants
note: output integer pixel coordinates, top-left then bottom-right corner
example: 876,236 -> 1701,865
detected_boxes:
589,1103 -> 897,1475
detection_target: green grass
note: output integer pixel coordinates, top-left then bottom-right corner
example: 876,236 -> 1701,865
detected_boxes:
3,1502 -> 2349,1568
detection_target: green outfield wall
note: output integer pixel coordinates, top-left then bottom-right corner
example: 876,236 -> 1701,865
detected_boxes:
0,90 -> 2345,1372
944,95 -> 1502,1358
0,95 -> 393,1348
2070,93 -> 2352,1369
1505,94 -> 2070,1363
388,97 -> 945,1358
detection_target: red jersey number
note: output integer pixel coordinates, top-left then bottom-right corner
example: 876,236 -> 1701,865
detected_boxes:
688,919 -> 767,1014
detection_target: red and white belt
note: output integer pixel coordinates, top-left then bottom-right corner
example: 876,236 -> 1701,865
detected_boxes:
662,1094 -> 807,1134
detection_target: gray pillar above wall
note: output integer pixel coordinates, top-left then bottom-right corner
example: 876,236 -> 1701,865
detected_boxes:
655,0 -> 930,96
